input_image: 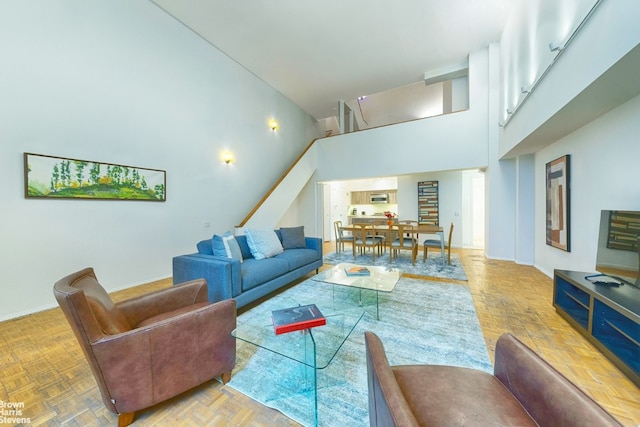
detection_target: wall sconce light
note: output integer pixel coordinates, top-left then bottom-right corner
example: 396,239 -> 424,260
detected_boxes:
222,151 -> 234,164
269,119 -> 278,131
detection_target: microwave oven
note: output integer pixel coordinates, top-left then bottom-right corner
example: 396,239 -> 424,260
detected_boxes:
370,193 -> 389,204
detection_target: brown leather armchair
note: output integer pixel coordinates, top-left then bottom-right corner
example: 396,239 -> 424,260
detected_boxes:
54,268 -> 236,427
365,331 -> 622,426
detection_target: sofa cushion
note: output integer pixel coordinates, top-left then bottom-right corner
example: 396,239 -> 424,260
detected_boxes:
245,229 -> 284,260
212,231 -> 243,263
393,365 -> 537,427
234,235 -> 253,260
275,248 -> 319,270
280,226 -> 306,249
196,239 -> 213,255
240,257 -> 289,291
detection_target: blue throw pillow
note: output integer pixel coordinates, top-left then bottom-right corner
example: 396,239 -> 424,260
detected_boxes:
245,229 -> 284,260
280,226 -> 306,249
212,231 -> 243,263
196,239 -> 213,255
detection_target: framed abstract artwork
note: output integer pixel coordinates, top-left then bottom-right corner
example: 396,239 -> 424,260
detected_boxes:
546,155 -> 570,251
24,152 -> 166,201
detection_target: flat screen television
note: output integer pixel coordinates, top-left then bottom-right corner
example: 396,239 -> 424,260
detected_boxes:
595,210 -> 640,288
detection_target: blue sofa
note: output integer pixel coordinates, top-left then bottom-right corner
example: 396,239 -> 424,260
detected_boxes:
172,231 -> 323,309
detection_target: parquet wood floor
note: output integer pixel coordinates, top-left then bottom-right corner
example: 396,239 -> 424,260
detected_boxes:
1,245 -> 638,426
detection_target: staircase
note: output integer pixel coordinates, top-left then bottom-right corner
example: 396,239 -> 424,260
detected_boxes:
235,139 -> 318,232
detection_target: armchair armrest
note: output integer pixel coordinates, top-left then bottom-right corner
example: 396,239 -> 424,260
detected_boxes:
494,333 -> 621,426
117,279 -> 208,327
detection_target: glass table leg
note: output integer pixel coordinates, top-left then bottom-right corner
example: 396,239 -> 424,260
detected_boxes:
308,329 -> 318,427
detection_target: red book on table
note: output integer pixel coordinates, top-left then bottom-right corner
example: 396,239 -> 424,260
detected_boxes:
271,304 -> 326,335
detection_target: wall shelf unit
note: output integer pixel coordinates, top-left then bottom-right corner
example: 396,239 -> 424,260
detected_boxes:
417,181 -> 439,225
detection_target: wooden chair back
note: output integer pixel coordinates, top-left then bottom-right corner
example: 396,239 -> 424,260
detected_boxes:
352,223 -> 384,260
334,220 -> 353,253
389,223 -> 418,264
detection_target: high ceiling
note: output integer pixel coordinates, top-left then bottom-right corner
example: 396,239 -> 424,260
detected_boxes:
151,0 -> 515,121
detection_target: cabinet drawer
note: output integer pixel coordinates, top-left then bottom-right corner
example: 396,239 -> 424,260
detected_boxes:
592,299 -> 640,375
554,277 -> 590,330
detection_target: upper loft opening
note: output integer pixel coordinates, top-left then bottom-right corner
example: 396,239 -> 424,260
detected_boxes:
321,60 -> 470,136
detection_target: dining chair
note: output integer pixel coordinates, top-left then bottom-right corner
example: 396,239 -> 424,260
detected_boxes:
372,219 -> 390,251
334,220 -> 354,254
353,223 -> 384,261
398,219 -> 418,240
389,223 -> 418,264
423,222 -> 454,265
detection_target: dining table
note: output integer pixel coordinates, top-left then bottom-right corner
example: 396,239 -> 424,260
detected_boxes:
340,223 -> 446,266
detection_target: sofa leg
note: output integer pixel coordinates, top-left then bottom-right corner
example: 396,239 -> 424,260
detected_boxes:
221,371 -> 232,384
117,412 -> 135,427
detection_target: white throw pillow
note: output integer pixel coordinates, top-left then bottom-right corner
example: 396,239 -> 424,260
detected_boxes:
245,229 -> 284,260
212,231 -> 243,263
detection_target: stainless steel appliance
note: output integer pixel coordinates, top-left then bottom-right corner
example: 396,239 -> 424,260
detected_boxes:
369,193 -> 389,204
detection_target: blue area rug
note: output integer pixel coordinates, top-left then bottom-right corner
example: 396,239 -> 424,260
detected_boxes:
323,250 -> 467,281
227,276 -> 490,426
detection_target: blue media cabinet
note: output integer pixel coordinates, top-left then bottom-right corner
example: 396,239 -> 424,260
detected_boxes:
553,269 -> 640,387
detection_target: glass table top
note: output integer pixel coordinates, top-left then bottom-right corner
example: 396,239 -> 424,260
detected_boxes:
314,262 -> 401,292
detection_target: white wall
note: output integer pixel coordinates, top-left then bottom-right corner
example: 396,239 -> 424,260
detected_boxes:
486,42 -> 517,261
0,1 -> 319,320
315,49 -> 490,182
500,0 -> 640,155
534,94 -> 640,277
499,0 -> 599,131
515,155 -> 535,265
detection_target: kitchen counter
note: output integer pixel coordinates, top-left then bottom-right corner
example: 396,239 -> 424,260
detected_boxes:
347,215 -> 397,225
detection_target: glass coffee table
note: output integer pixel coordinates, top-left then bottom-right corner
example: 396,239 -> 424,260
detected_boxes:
312,263 -> 401,320
232,305 -> 364,427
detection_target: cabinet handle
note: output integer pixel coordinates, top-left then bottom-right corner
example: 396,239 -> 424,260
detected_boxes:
604,319 -> 640,348
562,290 -> 589,310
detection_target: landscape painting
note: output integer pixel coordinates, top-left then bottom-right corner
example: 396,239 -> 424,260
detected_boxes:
24,152 -> 166,201
545,154 -> 570,251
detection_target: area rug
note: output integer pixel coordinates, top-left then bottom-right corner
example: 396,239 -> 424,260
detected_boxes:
323,250 -> 467,281
227,276 -> 490,426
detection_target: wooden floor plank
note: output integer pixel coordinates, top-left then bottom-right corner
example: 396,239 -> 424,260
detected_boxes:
0,245 -> 637,426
